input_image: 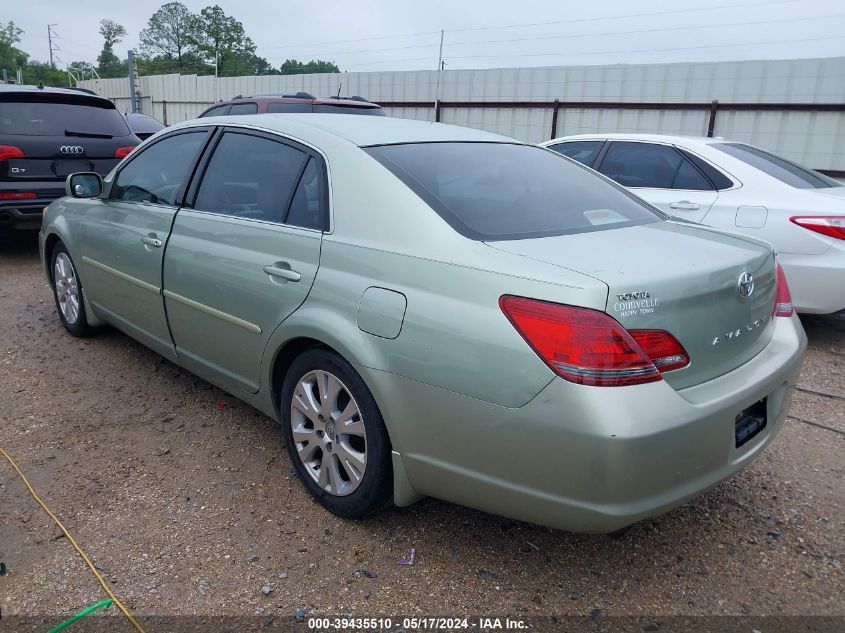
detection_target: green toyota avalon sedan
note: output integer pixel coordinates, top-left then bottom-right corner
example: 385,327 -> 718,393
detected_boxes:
39,114 -> 806,533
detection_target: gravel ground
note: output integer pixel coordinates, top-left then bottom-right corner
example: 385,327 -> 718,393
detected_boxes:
1,231 -> 843,629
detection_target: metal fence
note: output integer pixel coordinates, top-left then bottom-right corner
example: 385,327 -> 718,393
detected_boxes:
78,56 -> 845,174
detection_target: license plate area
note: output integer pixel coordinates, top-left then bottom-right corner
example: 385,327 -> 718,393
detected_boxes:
735,398 -> 767,448
54,159 -> 92,177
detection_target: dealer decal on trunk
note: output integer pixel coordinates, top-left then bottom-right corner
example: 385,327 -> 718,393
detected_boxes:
613,291 -> 661,318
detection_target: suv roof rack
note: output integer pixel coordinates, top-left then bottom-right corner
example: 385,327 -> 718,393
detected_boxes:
231,91 -> 316,100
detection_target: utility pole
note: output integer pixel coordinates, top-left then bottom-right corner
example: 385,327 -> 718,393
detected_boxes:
434,29 -> 444,123
47,24 -> 59,69
127,50 -> 140,114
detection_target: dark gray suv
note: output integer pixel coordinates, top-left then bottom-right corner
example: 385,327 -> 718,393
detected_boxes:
0,85 -> 140,231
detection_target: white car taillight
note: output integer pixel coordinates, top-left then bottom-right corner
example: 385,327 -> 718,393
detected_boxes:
789,216 -> 845,240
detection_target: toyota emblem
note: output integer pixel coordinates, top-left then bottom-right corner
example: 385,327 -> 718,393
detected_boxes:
59,145 -> 85,155
737,272 -> 755,298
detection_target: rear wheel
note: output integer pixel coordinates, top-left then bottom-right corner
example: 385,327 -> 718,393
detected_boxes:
50,243 -> 92,337
280,348 -> 392,517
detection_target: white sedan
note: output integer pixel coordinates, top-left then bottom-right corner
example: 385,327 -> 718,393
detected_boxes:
541,134 -> 845,315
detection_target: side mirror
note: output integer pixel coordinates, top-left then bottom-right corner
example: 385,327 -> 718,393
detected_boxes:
66,172 -> 103,199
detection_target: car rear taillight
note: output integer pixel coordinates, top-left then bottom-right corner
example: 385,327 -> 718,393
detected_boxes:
499,295 -> 688,387
773,263 -> 793,317
790,216 -> 845,240
0,145 -> 24,161
0,192 -> 36,200
114,146 -> 137,158
629,330 -> 690,372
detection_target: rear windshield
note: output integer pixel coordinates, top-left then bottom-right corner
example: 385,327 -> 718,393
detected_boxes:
365,142 -> 662,240
313,104 -> 385,116
713,142 -> 841,189
0,95 -> 132,137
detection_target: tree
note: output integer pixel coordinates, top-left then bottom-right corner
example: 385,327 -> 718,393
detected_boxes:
0,20 -> 23,47
97,19 -> 127,78
193,5 -> 259,76
139,2 -> 205,73
0,21 -> 66,86
280,59 -> 340,75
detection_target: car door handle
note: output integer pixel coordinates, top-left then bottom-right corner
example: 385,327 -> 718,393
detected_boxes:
669,201 -> 700,210
141,235 -> 163,248
263,264 -> 301,282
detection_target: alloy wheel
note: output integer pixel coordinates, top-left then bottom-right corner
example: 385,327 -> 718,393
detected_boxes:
54,252 -> 80,325
290,370 -> 367,496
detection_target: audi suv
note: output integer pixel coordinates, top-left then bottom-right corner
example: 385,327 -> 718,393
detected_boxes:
0,84 -> 140,232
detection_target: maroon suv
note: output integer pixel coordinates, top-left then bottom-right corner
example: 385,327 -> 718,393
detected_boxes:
198,92 -> 385,118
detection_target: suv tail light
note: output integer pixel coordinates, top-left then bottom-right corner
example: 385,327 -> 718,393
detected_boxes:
790,216 -> 845,240
114,146 -> 137,159
499,295 -> 689,387
0,192 -> 36,200
0,145 -> 24,161
773,263 -> 793,317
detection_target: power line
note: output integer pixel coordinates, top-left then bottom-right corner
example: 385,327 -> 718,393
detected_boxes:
257,12 -> 843,63
341,34 -> 845,68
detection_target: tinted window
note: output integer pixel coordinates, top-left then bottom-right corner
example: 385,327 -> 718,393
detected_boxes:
199,104 -> 230,117
0,96 -> 132,137
194,132 -> 308,223
599,142 -> 684,189
672,159 -> 712,190
547,141 -> 602,166
713,142 -> 841,189
228,102 -> 258,115
285,158 -> 324,229
111,132 -> 207,206
680,149 -> 734,190
313,105 -> 385,116
267,102 -> 313,113
365,142 -> 660,241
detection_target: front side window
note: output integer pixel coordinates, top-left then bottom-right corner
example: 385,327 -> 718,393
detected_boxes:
547,141 -> 602,166
599,142 -> 713,191
193,132 -> 309,223
365,142 -> 661,241
110,131 -> 207,206
712,142 -> 841,189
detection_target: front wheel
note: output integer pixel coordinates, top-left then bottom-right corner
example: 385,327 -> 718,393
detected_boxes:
280,348 -> 393,517
50,243 -> 92,337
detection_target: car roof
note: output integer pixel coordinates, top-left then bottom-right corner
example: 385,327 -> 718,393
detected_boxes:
0,83 -> 104,98
545,133 -> 725,146
187,113 -> 516,147
213,95 -> 382,109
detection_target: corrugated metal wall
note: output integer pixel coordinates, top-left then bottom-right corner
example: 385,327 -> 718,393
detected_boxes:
78,57 -> 845,170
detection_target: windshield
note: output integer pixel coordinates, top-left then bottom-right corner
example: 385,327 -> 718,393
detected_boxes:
713,142 -> 841,189
0,96 -> 132,137
365,142 -> 662,240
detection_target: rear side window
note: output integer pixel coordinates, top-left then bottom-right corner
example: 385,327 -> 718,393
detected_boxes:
679,149 -> 734,190
547,141 -> 602,166
111,132 -> 207,206
599,142 -> 713,191
712,142 -> 841,189
199,104 -> 230,117
228,102 -> 258,115
285,158 -> 323,229
365,142 -> 661,241
267,102 -> 313,113
193,132 -> 309,223
0,95 -> 132,137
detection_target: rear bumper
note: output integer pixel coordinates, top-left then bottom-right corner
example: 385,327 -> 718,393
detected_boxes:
0,202 -> 50,230
779,247 -> 845,314
364,314 -> 807,533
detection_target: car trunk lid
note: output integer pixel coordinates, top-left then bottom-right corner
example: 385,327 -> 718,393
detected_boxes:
487,221 -> 777,390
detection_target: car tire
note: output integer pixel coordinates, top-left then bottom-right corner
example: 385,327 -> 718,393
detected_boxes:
280,347 -> 393,518
50,242 -> 93,337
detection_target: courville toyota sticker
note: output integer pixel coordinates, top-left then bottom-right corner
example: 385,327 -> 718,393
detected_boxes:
613,290 -> 661,318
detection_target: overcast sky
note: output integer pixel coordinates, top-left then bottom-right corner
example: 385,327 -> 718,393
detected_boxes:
11,0 -> 845,73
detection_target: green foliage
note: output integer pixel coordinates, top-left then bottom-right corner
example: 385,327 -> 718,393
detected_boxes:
139,1 -> 207,73
0,20 -> 66,86
97,19 -> 128,78
279,59 -> 340,75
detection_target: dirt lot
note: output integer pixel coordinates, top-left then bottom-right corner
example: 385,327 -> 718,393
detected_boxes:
1,231 -> 843,629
